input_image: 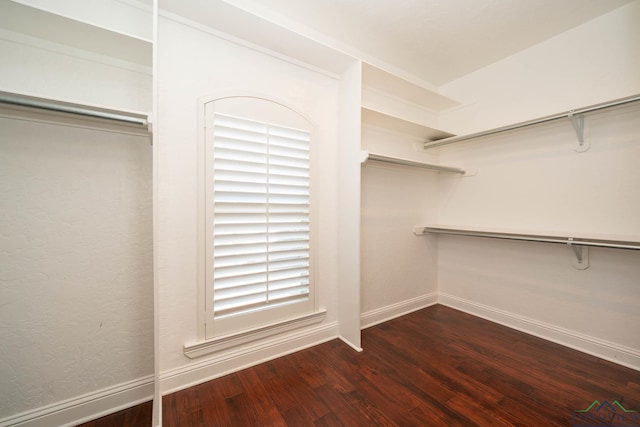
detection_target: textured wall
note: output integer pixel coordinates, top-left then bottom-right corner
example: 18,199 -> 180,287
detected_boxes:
434,2 -> 640,365
0,117 -> 153,418
360,163 -> 439,313
436,102 -> 640,366
360,123 -> 440,316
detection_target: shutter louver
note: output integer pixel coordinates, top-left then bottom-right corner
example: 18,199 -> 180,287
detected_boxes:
212,113 -> 310,319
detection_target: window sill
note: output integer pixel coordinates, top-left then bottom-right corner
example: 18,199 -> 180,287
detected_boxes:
184,310 -> 327,359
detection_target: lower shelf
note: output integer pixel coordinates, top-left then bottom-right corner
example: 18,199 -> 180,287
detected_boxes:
361,151 -> 466,175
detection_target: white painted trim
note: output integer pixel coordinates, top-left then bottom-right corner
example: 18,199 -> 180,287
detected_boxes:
160,321 -> 338,395
0,376 -> 153,427
339,336 -> 363,352
184,310 -> 327,358
158,9 -> 343,80
151,0 -> 161,425
438,292 -> 640,371
336,60 -> 363,351
360,293 -> 439,329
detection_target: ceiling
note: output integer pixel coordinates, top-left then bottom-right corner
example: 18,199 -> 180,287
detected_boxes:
218,0 -> 634,86
11,0 -> 629,87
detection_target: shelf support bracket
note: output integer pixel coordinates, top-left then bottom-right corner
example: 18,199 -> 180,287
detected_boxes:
571,244 -> 583,263
569,111 -> 584,144
568,239 -> 589,270
569,111 -> 589,152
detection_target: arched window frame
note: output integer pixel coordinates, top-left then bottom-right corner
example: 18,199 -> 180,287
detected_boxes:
189,94 -> 324,354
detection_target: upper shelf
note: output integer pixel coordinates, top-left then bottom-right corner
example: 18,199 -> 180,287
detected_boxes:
362,107 -> 454,141
423,94 -> 640,149
0,1 -> 152,68
362,63 -> 459,113
361,63 -> 460,138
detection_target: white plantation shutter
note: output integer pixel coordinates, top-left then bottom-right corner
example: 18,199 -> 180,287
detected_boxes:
211,113 -> 311,320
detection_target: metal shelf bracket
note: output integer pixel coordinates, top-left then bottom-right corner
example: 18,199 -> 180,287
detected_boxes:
569,112 -> 584,143
568,238 -> 589,270
569,112 -> 589,152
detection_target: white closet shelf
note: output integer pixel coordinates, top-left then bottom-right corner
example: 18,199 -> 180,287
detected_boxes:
361,151 -> 466,175
361,107 -> 454,141
414,225 -> 640,251
362,63 -> 460,113
0,1 -> 152,68
423,93 -> 640,149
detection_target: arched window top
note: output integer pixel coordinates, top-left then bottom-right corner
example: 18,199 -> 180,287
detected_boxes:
205,96 -> 312,134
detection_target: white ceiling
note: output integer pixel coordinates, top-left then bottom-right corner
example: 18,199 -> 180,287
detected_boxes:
221,0 -> 634,85
2,0 -> 634,87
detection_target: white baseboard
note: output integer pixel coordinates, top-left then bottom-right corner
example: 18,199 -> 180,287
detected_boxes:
0,376 -> 153,427
438,292 -> 640,371
339,336 -> 363,352
360,292 -> 438,330
159,321 -> 339,395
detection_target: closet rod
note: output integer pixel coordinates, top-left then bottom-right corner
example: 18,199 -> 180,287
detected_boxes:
365,152 -> 466,174
424,93 -> 640,149
415,226 -> 640,251
0,91 -> 148,127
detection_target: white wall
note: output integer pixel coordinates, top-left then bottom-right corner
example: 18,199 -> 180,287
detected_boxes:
438,105 -> 640,236
434,3 -> 640,368
360,164 -> 439,323
360,123 -> 441,327
0,5 -> 153,426
0,117 -> 153,424
156,14 -> 342,393
438,236 -> 640,367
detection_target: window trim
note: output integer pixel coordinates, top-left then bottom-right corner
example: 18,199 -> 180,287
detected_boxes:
196,94 -> 319,345
184,309 -> 326,359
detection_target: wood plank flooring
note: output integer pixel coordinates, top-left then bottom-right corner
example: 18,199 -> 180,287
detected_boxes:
80,305 -> 640,426
76,401 -> 152,427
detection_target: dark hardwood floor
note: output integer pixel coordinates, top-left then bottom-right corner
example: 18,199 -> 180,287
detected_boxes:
76,400 -> 152,427
80,305 -> 640,426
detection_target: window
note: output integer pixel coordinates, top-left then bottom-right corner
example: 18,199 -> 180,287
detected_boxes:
203,98 -> 315,340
